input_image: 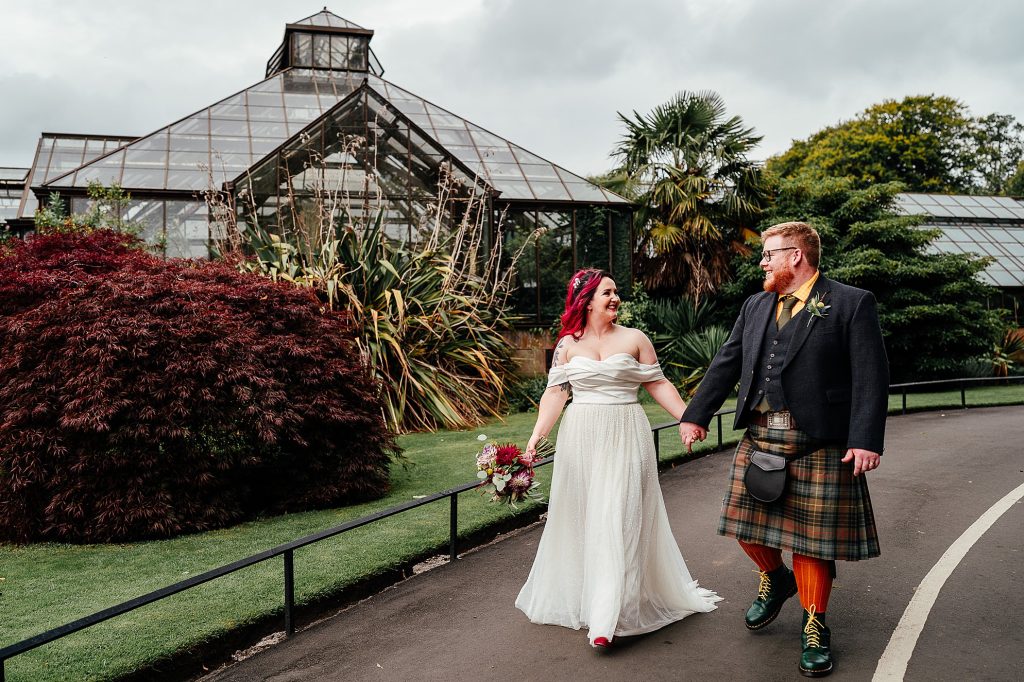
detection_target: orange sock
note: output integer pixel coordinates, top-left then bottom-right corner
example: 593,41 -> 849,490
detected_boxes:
738,540 -> 783,573
793,553 -> 833,613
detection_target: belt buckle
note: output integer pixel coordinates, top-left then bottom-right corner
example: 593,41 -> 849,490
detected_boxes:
767,411 -> 792,429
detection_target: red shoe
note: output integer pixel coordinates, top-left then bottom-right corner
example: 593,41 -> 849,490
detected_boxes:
592,636 -> 612,649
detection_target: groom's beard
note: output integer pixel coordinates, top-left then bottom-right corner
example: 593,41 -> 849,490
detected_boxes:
763,266 -> 795,293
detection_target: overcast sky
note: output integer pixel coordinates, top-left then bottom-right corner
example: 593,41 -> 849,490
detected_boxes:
2,0 -> 1022,177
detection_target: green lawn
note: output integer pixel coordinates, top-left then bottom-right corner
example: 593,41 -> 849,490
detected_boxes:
2,383 -> 1022,681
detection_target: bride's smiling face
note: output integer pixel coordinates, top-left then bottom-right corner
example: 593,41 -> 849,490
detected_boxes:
587,277 -> 620,322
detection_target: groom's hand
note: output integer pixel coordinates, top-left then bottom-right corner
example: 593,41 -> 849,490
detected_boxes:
678,421 -> 707,453
842,448 -> 880,476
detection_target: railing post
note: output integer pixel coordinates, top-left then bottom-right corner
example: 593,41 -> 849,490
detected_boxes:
284,549 -> 295,637
716,413 -> 723,449
2,658 -> 6,682
449,494 -> 458,561
961,383 -> 967,409
902,390 -> 907,415
654,428 -> 660,462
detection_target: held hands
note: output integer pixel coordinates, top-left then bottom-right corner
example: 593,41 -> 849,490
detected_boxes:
678,421 -> 706,453
842,448 -> 880,476
526,435 -> 541,458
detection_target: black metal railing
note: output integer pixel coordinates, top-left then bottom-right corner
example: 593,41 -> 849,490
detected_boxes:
2,375 -> 1022,680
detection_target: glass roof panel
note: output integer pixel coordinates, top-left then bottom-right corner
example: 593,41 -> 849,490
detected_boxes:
0,167 -> 28,181
530,181 -> 574,201
366,75 -> 625,204
291,10 -> 367,30
563,182 -> 610,202
494,180 -> 535,200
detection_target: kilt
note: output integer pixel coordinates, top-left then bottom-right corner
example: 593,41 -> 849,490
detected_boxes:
717,424 -> 880,561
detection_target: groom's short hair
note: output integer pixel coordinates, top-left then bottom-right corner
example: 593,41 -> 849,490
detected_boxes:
762,221 -> 821,268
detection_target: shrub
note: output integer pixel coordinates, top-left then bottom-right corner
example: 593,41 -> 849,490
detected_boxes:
0,230 -> 399,543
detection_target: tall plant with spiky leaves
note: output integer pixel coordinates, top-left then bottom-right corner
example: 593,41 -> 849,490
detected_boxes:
215,158 -> 532,433
603,90 -> 771,300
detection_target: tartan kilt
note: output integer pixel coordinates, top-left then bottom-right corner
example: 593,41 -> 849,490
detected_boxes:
717,424 -> 880,561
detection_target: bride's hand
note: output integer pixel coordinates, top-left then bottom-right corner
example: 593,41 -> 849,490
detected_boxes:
526,435 -> 541,457
678,421 -> 706,453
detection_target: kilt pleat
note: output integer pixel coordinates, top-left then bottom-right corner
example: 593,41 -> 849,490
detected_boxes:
717,424 -> 880,561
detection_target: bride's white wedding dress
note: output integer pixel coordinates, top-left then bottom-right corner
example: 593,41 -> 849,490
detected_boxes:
515,353 -> 721,644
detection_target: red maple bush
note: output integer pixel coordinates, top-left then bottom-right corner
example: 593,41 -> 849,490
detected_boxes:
0,230 -> 399,543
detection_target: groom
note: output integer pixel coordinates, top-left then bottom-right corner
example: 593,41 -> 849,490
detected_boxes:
680,222 -> 888,677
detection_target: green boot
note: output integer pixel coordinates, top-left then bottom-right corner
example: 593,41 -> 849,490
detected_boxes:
799,607 -> 833,677
744,564 -> 797,630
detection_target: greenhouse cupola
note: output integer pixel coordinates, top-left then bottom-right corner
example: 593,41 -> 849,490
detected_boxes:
265,8 -> 384,77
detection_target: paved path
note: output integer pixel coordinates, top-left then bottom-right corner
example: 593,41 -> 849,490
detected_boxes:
202,406 -> 1024,681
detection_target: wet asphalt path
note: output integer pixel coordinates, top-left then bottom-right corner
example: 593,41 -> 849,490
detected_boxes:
201,406 -> 1024,682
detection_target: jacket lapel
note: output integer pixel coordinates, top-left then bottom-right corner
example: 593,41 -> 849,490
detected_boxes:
787,275 -> 831,360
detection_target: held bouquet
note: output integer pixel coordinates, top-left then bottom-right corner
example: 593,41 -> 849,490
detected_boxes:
474,439 -> 552,507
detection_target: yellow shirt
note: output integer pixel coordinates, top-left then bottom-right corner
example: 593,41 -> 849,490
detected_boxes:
775,271 -> 820,320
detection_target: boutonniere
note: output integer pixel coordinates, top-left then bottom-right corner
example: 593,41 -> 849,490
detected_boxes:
805,292 -> 831,327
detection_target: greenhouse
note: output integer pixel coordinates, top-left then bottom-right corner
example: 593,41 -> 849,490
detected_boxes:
8,9 -> 632,324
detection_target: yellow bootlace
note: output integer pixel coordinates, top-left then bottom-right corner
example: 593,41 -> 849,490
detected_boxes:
803,606 -> 823,648
756,570 -> 772,601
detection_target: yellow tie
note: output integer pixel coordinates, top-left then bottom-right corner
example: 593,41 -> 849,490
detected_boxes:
777,295 -> 798,330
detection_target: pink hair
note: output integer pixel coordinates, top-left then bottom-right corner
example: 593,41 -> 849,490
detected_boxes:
557,268 -> 610,341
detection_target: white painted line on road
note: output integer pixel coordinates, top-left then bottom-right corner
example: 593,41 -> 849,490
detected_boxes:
873,480 -> 1024,681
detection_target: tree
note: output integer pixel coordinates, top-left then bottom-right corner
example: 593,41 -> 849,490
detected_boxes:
602,90 -> 771,300
718,177 -> 1005,381
766,95 -> 1024,194
972,113 -> 1024,195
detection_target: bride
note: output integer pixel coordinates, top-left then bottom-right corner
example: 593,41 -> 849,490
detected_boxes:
515,268 -> 721,648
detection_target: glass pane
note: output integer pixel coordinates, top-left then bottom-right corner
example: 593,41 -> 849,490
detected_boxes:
347,37 -> 368,70
249,120 -> 289,138
501,211 -> 541,322
247,105 -> 287,122
575,206 -> 610,272
75,165 -> 123,186
292,33 -> 312,67
170,115 -> 209,135
121,168 -> 167,187
210,118 -> 250,136
166,200 -> 210,259
312,34 -> 331,68
330,35 -> 348,68
169,151 -> 210,169
169,134 -> 210,152
130,133 -> 169,151
494,180 -> 534,199
433,127 -> 473,146
124,149 -> 169,167
209,93 -> 248,118
210,136 -> 251,154
536,211 -> 575,322
518,163 -> 561,181
245,90 -> 282,107
528,181 -> 572,201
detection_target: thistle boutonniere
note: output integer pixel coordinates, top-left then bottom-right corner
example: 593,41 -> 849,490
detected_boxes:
805,292 -> 831,327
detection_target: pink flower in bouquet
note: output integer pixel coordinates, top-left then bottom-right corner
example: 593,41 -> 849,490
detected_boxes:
507,469 -> 534,493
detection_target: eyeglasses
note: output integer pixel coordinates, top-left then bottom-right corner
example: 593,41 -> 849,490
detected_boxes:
760,247 -> 798,262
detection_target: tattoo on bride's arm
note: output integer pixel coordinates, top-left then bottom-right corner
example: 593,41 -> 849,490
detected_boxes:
558,382 -> 571,395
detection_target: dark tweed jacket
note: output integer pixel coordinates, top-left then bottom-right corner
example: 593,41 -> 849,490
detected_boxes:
683,275 -> 890,453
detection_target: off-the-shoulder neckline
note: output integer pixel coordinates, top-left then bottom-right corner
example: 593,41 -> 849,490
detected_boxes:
566,352 -> 650,364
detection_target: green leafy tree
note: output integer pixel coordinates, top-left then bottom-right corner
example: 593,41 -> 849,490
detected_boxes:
972,113 -> 1024,195
1004,162 -> 1024,197
719,177 -> 1005,381
601,90 -> 771,300
767,95 -> 979,193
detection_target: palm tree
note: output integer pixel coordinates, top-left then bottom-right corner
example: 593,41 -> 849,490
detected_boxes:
602,91 -> 771,300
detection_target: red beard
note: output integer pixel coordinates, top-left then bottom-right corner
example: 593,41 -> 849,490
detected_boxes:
763,267 -> 795,293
